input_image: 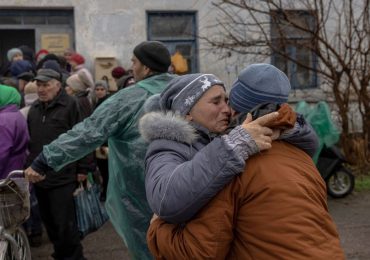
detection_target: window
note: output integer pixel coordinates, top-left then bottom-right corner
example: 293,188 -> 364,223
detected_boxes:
147,11 -> 198,74
0,9 -> 73,26
270,10 -> 318,89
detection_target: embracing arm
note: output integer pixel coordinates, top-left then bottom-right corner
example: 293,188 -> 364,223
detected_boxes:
145,130 -> 248,224
147,181 -> 236,260
145,112 -> 278,224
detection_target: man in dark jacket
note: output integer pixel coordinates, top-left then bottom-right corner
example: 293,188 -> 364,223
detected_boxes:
26,68 -> 86,260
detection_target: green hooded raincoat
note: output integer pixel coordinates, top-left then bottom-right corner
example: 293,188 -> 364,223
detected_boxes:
42,73 -> 175,259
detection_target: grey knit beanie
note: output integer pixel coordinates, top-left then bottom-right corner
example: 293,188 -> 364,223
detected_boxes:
95,80 -> 109,90
160,73 -> 225,116
229,63 -> 291,113
7,48 -> 23,62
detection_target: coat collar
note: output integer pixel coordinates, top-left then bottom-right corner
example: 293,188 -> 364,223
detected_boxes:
140,111 -> 218,145
34,88 -> 70,109
140,111 -> 198,144
0,104 -> 19,113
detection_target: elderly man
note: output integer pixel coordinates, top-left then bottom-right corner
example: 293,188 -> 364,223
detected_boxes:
26,68 -> 86,259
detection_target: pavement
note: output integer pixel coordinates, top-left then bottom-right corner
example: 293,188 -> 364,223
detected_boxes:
30,191 -> 370,260
30,220 -> 129,260
328,190 -> 370,260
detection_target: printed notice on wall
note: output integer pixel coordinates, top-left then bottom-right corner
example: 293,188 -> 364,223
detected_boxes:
41,34 -> 70,55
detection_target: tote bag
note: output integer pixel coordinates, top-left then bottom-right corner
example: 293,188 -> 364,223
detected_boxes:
74,180 -> 109,238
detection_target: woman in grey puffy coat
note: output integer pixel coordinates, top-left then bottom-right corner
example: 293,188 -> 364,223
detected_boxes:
140,73 -> 318,224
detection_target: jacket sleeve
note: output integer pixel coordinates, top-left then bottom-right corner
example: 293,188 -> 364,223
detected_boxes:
147,179 -> 236,260
145,126 -> 257,224
41,90 -> 141,172
0,125 -> 12,175
279,114 -> 319,157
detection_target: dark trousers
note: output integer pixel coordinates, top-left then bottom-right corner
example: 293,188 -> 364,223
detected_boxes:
97,158 -> 108,197
35,182 -> 84,260
23,187 -> 43,235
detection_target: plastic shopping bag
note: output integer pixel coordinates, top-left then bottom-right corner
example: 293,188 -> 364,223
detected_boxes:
295,101 -> 340,163
73,180 -> 109,238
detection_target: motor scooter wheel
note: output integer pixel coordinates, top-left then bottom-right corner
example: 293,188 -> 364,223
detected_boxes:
326,166 -> 355,198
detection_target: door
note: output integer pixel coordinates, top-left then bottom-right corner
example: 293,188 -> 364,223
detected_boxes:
0,29 -> 35,69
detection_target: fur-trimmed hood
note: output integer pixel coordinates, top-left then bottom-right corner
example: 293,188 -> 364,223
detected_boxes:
139,111 -> 198,144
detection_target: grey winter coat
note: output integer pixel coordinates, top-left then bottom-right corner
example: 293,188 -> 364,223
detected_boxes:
140,111 -> 318,224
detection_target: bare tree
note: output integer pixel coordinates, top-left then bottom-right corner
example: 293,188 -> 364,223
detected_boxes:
203,0 -> 370,169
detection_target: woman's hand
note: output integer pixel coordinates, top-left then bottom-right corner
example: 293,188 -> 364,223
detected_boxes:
241,112 -> 279,151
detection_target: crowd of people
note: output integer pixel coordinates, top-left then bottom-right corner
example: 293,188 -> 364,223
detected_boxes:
0,45 -> 134,259
0,41 -> 345,260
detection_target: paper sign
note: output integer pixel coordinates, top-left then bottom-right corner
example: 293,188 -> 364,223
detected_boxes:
41,34 -> 70,55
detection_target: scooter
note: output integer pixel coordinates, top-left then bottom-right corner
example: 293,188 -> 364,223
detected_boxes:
316,145 -> 355,198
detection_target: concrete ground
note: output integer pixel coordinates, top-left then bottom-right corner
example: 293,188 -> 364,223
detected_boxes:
328,190 -> 370,260
31,191 -> 370,259
30,221 -> 129,260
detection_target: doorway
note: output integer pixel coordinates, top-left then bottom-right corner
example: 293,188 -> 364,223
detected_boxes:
0,29 -> 35,68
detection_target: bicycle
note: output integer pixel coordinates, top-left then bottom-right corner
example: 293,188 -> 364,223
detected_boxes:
0,170 -> 31,260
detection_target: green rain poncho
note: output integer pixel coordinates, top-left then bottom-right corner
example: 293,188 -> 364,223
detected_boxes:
42,73 -> 175,259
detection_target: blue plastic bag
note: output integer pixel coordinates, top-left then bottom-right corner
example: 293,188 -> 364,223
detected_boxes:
73,181 -> 109,238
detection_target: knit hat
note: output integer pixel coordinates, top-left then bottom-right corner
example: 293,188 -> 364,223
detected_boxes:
0,84 -> 21,107
95,80 -> 109,90
35,49 -> 49,61
66,71 -> 91,93
111,66 -> 126,79
70,53 -> 85,65
24,81 -> 38,95
10,60 -> 34,77
7,48 -> 23,62
160,73 -> 225,116
229,64 -> 291,113
133,41 -> 171,73
42,60 -> 62,73
24,81 -> 38,106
